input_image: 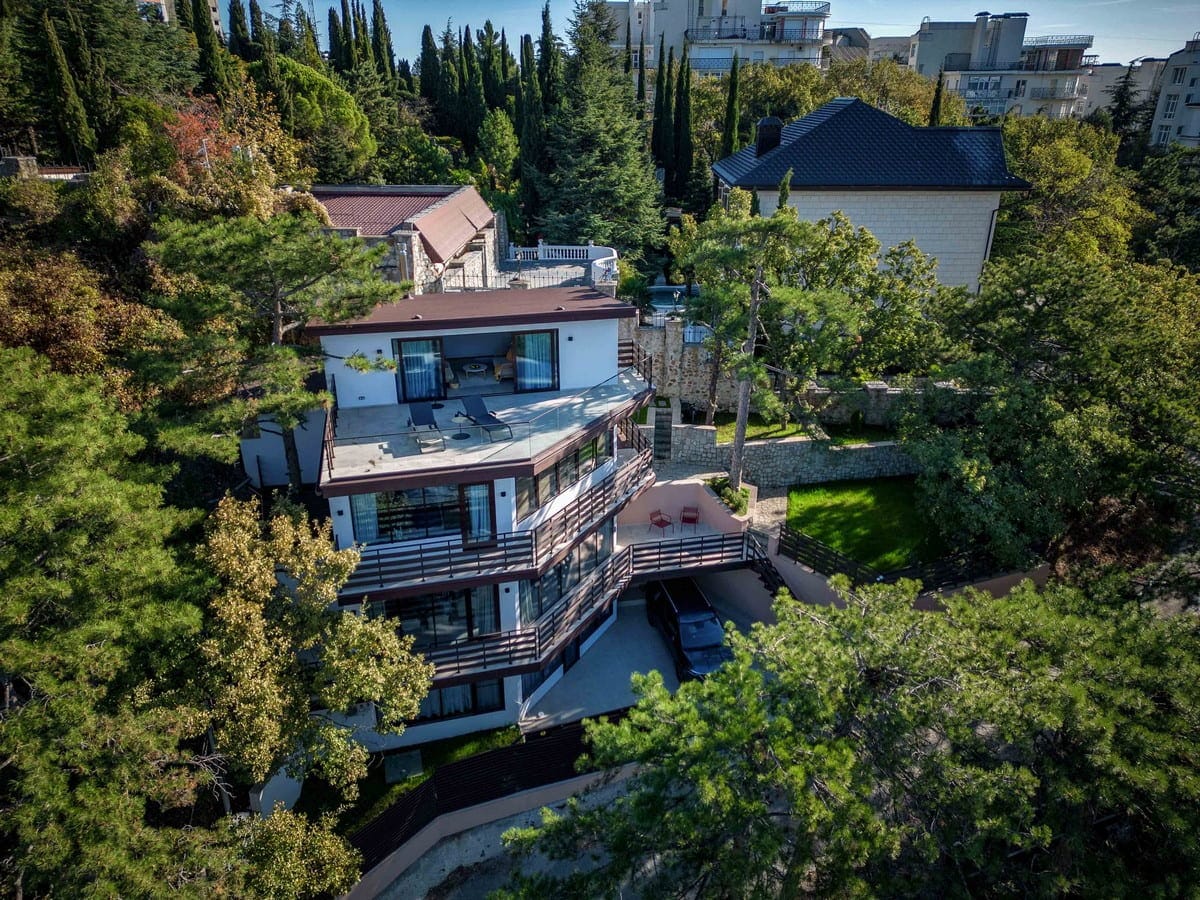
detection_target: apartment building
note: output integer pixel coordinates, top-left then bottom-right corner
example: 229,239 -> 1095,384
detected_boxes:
1079,58 -> 1166,120
908,11 -> 1095,119
712,97 -> 1030,290
1149,35 -> 1200,149
607,0 -> 832,76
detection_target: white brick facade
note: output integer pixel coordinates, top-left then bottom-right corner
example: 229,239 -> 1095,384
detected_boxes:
758,188 -> 1001,291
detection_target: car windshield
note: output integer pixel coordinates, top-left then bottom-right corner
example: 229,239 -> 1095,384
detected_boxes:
680,614 -> 724,651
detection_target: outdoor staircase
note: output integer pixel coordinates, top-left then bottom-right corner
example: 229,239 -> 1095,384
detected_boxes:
652,405 -> 673,460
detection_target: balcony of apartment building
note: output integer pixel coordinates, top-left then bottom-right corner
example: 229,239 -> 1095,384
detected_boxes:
443,241 -> 619,292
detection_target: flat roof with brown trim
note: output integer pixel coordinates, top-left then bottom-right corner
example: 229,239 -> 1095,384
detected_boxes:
309,286 -> 635,336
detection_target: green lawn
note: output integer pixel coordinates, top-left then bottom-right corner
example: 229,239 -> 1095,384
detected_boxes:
293,725 -> 521,836
712,412 -> 809,443
822,423 -> 896,445
786,477 -> 944,571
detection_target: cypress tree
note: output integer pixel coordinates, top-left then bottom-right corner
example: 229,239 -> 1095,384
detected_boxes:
461,25 -> 487,149
929,68 -> 944,127
192,0 -> 229,97
672,45 -> 692,198
248,0 -> 266,57
227,0 -> 252,61
479,22 -> 504,111
354,0 -> 373,72
636,29 -> 645,118
44,11 -> 94,165
659,47 -> 675,185
371,0 -> 394,79
64,4 -> 111,138
500,28 -> 512,95
537,1 -> 562,113
418,25 -> 440,104
276,8 -> 295,54
518,32 -> 544,216
437,25 -> 460,137
651,36 -> 666,164
777,167 -> 792,210
327,9 -> 344,72
339,0 -> 355,69
260,30 -> 293,132
397,58 -> 415,95
174,0 -> 192,33
623,22 -> 632,76
293,9 -> 322,68
720,51 -> 740,158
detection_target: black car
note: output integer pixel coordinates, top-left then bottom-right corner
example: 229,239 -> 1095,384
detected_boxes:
646,578 -> 733,680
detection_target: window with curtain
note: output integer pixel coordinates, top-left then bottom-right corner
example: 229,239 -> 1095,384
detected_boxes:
461,483 -> 495,545
514,330 -> 557,392
396,338 -> 444,401
372,586 -> 500,650
417,680 -> 504,721
349,494 -> 379,543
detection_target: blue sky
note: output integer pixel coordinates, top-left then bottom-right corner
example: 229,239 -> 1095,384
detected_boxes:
276,1 -> 1191,68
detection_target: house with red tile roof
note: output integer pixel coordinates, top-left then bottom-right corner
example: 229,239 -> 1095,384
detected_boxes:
310,184 -> 499,294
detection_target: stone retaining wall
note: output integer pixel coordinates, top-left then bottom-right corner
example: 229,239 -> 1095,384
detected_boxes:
671,424 -> 919,488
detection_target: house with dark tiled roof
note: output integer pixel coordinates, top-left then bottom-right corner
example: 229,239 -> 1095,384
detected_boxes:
712,97 -> 1030,290
310,184 -> 499,294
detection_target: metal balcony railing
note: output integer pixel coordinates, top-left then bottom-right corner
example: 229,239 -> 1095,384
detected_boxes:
1029,85 -> 1079,100
1023,33 -> 1093,48
339,431 -> 654,599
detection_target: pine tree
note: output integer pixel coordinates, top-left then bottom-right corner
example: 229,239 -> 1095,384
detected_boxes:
174,0 -> 192,33
929,68 -> 944,126
227,0 -> 252,61
672,45 -> 692,199
636,29 -> 646,118
418,25 -> 440,104
461,25 -> 487,150
535,0 -> 662,253
276,8 -> 296,54
651,36 -> 666,164
659,47 -> 675,186
720,51 -> 740,158
192,0 -> 229,97
43,12 -> 94,165
537,1 -> 563,113
293,9 -> 322,69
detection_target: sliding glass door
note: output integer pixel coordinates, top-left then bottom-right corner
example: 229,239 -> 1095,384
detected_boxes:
394,337 -> 445,401
513,330 -> 558,392
460,482 -> 496,546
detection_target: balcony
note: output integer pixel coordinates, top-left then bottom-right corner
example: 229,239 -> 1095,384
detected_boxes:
1029,85 -> 1079,100
338,421 -> 654,600
686,24 -> 824,43
321,349 -> 653,487
1022,34 -> 1093,49
416,528 -> 770,684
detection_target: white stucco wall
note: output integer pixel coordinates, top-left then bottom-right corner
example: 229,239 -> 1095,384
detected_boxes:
240,408 -> 327,488
758,189 -> 1002,291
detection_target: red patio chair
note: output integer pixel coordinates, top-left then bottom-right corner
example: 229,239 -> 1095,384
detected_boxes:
648,509 -> 673,536
680,506 -> 700,533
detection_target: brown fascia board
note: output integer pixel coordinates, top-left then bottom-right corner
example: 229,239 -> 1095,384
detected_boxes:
317,389 -> 654,497
310,305 -> 635,336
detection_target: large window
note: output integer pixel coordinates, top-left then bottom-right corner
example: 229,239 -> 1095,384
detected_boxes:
395,337 -> 444,401
518,520 -> 614,626
350,483 -> 493,546
418,679 -> 504,721
1156,124 -> 1172,146
370,585 -> 500,650
1164,94 -> 1179,119
515,431 -> 613,521
513,330 -> 558,392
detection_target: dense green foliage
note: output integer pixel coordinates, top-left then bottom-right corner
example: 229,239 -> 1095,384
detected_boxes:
503,578 -> 1200,896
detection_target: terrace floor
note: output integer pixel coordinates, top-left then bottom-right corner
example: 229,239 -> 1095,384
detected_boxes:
325,370 -> 649,482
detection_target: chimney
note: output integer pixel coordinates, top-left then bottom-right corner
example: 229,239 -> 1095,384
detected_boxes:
755,116 -> 783,157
